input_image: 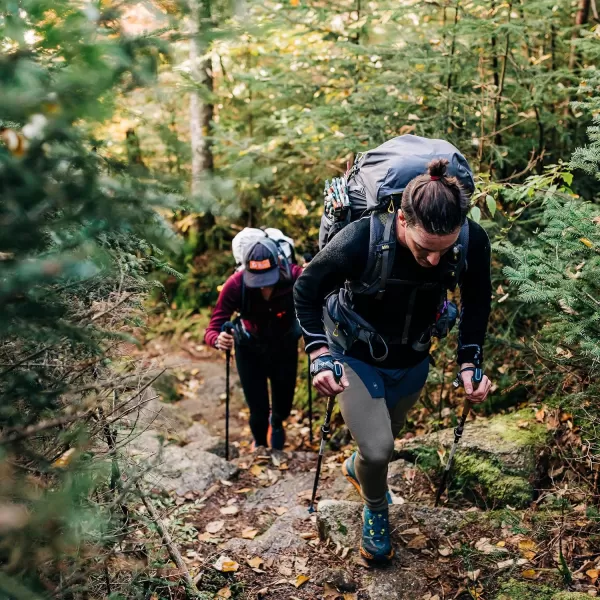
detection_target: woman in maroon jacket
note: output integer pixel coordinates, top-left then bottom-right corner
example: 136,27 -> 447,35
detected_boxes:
204,238 -> 303,450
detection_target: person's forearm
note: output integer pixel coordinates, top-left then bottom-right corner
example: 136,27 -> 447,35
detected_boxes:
204,276 -> 240,348
458,226 -> 491,365
309,346 -> 330,361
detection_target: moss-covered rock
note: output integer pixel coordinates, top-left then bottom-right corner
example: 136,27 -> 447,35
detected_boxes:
396,409 -> 548,508
494,579 -> 556,600
552,593 -> 595,600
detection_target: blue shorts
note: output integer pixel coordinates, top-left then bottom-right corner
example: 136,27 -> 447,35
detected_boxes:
330,342 -> 429,410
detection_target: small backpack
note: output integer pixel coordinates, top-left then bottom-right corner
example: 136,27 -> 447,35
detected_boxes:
231,227 -> 296,319
232,227 -> 296,274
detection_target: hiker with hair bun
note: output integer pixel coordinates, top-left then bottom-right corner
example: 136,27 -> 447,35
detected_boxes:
295,136 -> 493,562
205,235 -> 303,451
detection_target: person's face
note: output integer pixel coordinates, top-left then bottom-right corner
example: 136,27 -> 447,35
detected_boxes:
397,210 -> 460,268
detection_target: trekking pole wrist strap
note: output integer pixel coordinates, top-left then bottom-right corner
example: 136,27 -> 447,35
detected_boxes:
453,366 -> 484,389
310,355 -> 343,382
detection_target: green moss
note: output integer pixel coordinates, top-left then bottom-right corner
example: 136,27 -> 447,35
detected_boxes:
495,579 -> 556,600
490,409 -> 548,447
552,594 -> 593,600
396,445 -> 440,472
453,452 -> 533,508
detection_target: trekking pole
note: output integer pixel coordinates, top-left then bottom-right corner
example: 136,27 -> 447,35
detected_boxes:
308,362 -> 343,514
221,321 -> 235,461
308,358 -> 313,445
434,367 -> 483,507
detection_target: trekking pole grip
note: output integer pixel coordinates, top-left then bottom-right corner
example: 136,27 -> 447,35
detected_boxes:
221,321 -> 235,335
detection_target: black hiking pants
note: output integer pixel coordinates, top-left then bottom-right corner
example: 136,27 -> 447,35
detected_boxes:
234,336 -> 298,446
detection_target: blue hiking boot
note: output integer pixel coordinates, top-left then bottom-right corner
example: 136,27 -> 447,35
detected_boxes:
268,418 -> 286,451
342,452 -> 393,505
360,505 -> 394,562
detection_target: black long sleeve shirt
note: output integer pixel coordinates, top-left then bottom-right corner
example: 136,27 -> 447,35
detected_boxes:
294,216 -> 491,368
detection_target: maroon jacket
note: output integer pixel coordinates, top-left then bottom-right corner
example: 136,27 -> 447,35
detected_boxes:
204,265 -> 303,348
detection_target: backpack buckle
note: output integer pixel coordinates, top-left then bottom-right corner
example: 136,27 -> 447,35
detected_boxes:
376,241 -> 395,254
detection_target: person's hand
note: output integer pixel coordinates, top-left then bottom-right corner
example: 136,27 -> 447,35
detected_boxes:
313,367 -> 349,397
217,331 -> 234,351
309,348 -> 349,396
459,363 -> 492,404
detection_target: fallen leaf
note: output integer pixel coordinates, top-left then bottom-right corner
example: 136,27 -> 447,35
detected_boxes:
324,582 -> 340,598
52,448 -> 76,468
274,507 -> 288,515
205,520 -> 225,534
518,539 -> 538,555
235,487 -> 253,494
220,505 -> 239,516
242,528 -> 259,539
497,559 -> 515,570
294,574 -> 310,588
438,547 -> 452,557
257,587 -> 269,598
214,556 -> 239,573
522,569 -> 540,580
250,464 -> 264,477
401,527 -> 422,536
406,534 -> 428,549
216,587 -> 232,598
198,532 -> 217,542
344,594 -> 358,600
587,569 -> 599,583
278,562 -> 293,577
295,557 -> 309,573
247,556 -> 264,569
580,237 -> 594,248
467,569 -> 481,581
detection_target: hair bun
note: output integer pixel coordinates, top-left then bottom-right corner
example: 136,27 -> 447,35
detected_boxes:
427,158 -> 449,179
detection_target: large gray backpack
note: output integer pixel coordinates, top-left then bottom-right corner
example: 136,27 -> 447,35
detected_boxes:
319,134 -> 475,250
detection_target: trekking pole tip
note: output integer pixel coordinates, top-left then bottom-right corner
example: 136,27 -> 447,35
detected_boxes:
307,505 -> 315,514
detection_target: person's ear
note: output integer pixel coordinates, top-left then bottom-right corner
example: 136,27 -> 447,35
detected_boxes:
397,209 -> 407,229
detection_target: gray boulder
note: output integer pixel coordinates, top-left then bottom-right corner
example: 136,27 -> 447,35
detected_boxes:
128,431 -> 238,495
224,506 -> 311,557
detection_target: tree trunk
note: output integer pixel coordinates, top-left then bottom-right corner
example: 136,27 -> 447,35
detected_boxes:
568,0 -> 591,71
189,0 -> 214,197
234,0 -> 246,17
125,128 -> 145,169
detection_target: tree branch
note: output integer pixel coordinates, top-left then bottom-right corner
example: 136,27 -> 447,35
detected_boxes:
136,483 -> 200,598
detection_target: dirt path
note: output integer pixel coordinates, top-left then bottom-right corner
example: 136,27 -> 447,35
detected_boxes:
127,337 -> 597,600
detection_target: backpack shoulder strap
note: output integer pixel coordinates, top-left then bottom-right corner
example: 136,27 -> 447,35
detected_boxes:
457,219 -> 469,280
240,277 -> 248,317
375,206 -> 397,300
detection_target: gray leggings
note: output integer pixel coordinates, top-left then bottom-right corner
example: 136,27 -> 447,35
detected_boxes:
338,364 -> 421,511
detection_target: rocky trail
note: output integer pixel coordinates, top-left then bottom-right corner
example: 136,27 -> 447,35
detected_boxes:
121,336 -> 600,600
